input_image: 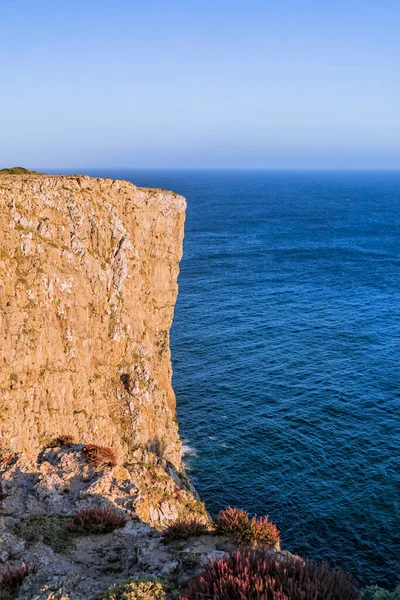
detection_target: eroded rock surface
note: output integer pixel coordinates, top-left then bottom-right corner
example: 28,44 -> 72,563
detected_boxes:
0,447 -> 222,600
0,173 -> 186,468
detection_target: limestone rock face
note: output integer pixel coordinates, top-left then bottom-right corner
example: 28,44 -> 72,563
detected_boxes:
0,173 -> 186,468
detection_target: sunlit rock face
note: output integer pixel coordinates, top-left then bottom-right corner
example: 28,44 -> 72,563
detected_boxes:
0,173 -> 186,469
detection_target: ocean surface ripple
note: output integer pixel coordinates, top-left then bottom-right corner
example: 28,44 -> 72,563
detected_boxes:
86,169 -> 400,588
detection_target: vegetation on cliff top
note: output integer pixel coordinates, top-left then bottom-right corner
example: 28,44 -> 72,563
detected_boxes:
0,563 -> 38,600
215,506 -> 280,548
162,518 -> 210,542
82,444 -> 117,468
96,576 -> 170,600
14,515 -> 72,553
67,507 -> 128,535
181,549 -> 360,600
14,507 -> 127,553
0,167 -> 39,174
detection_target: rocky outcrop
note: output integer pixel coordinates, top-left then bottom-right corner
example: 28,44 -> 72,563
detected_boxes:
0,173 -> 185,469
0,446 -> 295,600
0,447 -> 222,600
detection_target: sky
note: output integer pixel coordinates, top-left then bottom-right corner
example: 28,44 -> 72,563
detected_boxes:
1,0 -> 400,169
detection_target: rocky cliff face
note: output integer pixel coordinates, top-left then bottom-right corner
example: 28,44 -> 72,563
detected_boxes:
0,174 -> 220,599
0,173 -> 185,469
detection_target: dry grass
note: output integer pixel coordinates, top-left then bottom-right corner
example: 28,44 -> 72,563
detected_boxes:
162,519 -> 209,542
82,444 -> 117,468
47,435 -> 75,448
67,507 -> 127,536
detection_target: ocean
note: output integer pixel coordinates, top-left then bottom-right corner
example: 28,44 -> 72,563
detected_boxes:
62,169 -> 400,587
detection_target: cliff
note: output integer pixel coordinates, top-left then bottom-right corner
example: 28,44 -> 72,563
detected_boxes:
0,173 -> 185,469
0,173 -> 375,600
0,172 -> 229,599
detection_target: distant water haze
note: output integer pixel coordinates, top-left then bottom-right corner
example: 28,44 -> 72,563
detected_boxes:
51,168 -> 400,588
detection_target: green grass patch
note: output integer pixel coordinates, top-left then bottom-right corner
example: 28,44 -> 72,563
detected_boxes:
14,514 -> 73,553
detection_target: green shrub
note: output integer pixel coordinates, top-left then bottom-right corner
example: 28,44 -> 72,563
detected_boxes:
97,576 -> 168,599
0,167 -> 37,175
361,586 -> 400,600
13,515 -> 72,553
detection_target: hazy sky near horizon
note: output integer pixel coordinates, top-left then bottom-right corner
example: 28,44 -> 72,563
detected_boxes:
1,0 -> 400,169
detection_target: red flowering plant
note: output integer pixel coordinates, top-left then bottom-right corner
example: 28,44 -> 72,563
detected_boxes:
181,549 -> 359,600
0,563 -> 38,593
215,507 -> 280,548
67,507 -> 127,535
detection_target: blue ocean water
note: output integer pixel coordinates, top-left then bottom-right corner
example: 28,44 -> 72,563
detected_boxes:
76,169 -> 399,587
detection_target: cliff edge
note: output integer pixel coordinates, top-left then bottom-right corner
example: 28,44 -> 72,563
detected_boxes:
0,173 -> 185,469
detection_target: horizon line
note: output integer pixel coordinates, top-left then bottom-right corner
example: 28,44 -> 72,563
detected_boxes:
37,166 -> 400,172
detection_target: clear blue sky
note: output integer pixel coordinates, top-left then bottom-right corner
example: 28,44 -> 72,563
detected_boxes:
1,0 -> 399,169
